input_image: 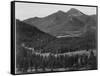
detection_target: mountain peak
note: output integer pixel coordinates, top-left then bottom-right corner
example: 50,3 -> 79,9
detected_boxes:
68,8 -> 80,12
70,8 -> 79,11
67,8 -> 83,16
54,10 -> 66,17
57,10 -> 65,13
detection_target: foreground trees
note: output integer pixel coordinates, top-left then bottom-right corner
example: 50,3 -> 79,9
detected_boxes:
16,48 -> 97,73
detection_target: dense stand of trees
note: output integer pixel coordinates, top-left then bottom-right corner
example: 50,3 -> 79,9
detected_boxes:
16,47 -> 97,73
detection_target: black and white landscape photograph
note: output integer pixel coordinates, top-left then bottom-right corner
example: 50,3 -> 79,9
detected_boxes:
14,2 -> 97,74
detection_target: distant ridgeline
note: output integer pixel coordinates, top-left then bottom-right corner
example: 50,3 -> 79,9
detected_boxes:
23,8 -> 97,37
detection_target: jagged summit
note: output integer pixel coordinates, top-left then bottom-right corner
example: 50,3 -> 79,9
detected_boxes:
45,10 -> 66,18
54,10 -> 67,18
56,8 -> 82,15
57,10 -> 66,14
67,8 -> 83,16
67,8 -> 81,13
43,8 -> 83,19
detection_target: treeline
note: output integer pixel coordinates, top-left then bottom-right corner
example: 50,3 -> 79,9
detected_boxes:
16,47 -> 97,73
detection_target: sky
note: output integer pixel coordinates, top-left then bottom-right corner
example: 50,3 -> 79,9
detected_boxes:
15,2 -> 97,20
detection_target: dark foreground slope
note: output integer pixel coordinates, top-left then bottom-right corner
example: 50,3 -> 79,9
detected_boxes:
16,19 -> 55,48
16,19 -> 56,68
